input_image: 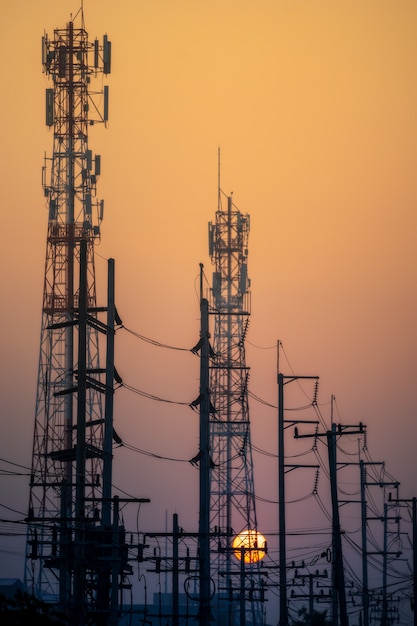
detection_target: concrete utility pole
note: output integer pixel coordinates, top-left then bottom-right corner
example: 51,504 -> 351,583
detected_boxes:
296,422 -> 367,626
73,238 -> 88,625
278,373 -> 287,626
327,424 -> 348,626
278,372 -> 319,626
291,570 -> 330,625
198,262 -> 212,625
359,459 -> 384,626
388,495 -> 417,626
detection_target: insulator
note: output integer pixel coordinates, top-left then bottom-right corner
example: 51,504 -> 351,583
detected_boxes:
313,468 -> 319,495
313,379 -> 319,405
313,423 -> 319,451
241,318 -> 250,343
363,429 -> 368,450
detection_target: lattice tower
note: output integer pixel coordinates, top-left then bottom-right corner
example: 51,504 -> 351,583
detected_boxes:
25,9 -> 115,619
208,191 -> 265,625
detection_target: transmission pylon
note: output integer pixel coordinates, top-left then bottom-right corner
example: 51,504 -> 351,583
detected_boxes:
208,187 -> 266,625
24,8 -> 128,624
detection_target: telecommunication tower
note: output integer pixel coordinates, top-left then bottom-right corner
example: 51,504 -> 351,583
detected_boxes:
24,8 -> 129,624
208,187 -> 266,625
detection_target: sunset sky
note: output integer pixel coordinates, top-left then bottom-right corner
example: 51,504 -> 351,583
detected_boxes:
1,0 -> 416,619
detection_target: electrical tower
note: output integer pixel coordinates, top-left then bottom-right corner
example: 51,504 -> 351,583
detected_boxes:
208,188 -> 266,625
24,8 -> 131,625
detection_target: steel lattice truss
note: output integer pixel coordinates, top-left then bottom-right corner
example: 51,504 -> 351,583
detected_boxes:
26,14 -> 111,608
208,194 -> 266,625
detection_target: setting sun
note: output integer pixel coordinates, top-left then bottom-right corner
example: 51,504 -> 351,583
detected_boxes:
232,530 -> 267,564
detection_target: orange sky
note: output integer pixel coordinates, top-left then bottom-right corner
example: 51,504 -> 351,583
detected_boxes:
1,1 -> 417,615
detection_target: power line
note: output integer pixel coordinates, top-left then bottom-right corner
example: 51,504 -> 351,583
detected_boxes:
121,325 -> 193,352
119,381 -> 192,406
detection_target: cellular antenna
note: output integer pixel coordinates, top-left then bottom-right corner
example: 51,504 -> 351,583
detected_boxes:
208,189 -> 264,624
24,10 -> 146,625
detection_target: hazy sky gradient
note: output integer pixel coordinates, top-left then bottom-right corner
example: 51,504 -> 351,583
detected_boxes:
1,3 -> 416,613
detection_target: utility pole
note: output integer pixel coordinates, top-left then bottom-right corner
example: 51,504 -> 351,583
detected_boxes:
365,478 -> 400,626
387,494 -> 416,626
198,266 -> 212,626
359,459 -> 385,626
296,422 -> 367,626
278,372 -> 319,626
412,498 -> 417,626
327,424 -> 348,626
73,239 -> 88,625
278,372 -> 287,626
173,513 -> 180,626
290,569 -> 330,625
413,498 -> 416,626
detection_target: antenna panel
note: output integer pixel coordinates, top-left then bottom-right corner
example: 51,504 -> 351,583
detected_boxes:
94,39 -> 99,69
85,193 -> 92,215
103,35 -> 111,74
103,86 -> 109,121
95,155 -> 101,176
45,89 -> 54,126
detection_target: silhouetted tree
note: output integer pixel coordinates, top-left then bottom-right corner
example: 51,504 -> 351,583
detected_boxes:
292,606 -> 331,626
0,590 -> 65,625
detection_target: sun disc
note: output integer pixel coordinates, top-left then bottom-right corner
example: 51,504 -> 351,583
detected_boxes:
232,530 -> 267,564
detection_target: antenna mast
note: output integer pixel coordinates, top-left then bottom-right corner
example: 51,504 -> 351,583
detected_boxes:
24,12 -> 128,625
208,187 -> 265,624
